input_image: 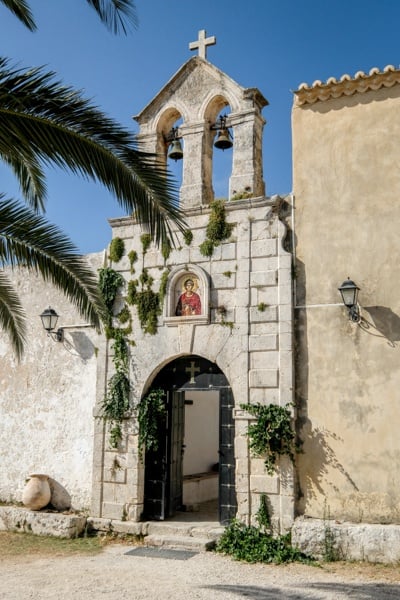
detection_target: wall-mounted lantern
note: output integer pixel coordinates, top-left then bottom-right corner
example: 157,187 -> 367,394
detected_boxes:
40,307 -> 64,342
338,278 -> 361,322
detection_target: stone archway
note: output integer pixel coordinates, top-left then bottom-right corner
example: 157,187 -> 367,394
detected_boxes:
142,355 -> 236,525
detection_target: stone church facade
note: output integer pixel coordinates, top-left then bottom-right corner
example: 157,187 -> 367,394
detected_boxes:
2,34 -> 400,558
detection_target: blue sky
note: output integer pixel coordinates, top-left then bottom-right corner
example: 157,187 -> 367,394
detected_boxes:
1,0 -> 400,253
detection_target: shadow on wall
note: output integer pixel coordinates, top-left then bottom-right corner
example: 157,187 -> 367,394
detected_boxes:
294,259 -> 358,515
296,418 -> 359,512
63,331 -> 96,361
361,306 -> 400,347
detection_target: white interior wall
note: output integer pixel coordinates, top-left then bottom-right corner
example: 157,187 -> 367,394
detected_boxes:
183,390 -> 219,475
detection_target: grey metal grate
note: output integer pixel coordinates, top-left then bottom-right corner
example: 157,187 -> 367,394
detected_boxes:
125,547 -> 198,560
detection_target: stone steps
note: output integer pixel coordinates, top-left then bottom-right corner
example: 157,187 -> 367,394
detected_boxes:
144,533 -> 216,552
143,521 -> 225,552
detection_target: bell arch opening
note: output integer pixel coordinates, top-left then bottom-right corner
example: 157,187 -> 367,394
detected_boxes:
156,108 -> 184,200
204,96 -> 233,201
141,354 -> 236,525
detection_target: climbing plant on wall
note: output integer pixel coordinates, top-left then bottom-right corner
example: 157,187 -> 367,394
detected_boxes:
137,388 -> 167,459
240,403 -> 295,474
199,199 -> 234,257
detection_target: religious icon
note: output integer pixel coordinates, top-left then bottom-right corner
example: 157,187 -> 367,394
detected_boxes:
175,277 -> 202,316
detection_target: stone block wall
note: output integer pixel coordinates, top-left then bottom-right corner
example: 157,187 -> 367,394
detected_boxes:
92,195 -> 294,532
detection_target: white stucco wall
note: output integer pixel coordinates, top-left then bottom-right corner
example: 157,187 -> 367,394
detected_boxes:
0,253 -> 104,510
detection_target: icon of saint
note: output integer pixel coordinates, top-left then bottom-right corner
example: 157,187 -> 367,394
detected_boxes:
175,278 -> 201,316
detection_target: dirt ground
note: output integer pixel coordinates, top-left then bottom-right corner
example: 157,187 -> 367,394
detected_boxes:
1,542 -> 400,600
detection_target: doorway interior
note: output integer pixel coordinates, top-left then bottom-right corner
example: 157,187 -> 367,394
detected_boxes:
142,355 -> 236,525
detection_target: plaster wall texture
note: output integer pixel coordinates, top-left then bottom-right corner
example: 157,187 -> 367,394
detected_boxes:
0,252 -> 104,510
293,81 -> 400,523
95,196 -> 294,531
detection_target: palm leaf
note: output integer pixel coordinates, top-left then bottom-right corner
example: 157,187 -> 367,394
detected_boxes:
0,196 -> 106,333
0,0 -> 36,31
0,270 -> 26,360
0,58 -> 186,245
86,0 -> 138,34
2,152 -> 46,212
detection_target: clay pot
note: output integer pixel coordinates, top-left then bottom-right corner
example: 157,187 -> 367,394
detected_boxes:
22,474 -> 51,510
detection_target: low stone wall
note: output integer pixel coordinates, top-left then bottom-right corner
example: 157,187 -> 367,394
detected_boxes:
0,506 -> 86,538
292,517 -> 400,564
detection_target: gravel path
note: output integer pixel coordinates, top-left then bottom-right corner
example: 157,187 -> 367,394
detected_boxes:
1,545 -> 400,600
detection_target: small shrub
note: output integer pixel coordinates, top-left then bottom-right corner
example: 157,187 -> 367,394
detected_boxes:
199,239 -> 214,257
161,239 -> 172,262
128,250 -> 138,273
140,233 -> 152,254
183,230 -> 193,245
109,237 -> 124,263
216,520 -> 310,564
240,403 -> 295,474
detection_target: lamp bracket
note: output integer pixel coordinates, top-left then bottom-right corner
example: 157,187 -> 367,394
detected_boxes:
49,328 -> 64,343
349,305 -> 361,323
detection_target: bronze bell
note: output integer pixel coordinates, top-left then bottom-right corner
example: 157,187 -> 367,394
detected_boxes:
214,128 -> 233,150
168,139 -> 183,161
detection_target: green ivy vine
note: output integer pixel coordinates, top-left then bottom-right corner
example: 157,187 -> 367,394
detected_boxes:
128,250 -> 138,274
102,330 -> 130,448
109,237 -> 125,263
140,233 -> 152,254
199,199 -> 234,257
183,229 -> 193,245
98,267 -> 124,327
126,267 -> 169,335
137,388 -> 167,459
240,403 -> 295,474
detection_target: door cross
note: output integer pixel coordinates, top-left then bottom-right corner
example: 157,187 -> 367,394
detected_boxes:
185,361 -> 200,384
189,29 -> 216,60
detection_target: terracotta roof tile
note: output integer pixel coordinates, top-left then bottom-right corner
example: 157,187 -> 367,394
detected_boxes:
294,65 -> 400,105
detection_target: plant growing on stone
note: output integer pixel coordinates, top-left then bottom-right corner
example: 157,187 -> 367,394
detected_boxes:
216,519 -> 310,564
240,402 -> 295,474
200,199 -> 234,257
140,233 -> 152,255
137,388 -> 166,459
101,328 -> 130,448
183,229 -> 193,245
98,267 -> 124,318
109,237 -> 124,263
128,250 -> 138,273
161,239 -> 172,262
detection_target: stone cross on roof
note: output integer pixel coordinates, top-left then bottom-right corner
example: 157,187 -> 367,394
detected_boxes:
189,29 -> 216,59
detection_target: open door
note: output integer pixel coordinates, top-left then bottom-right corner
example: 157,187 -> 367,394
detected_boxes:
143,390 -> 185,520
219,388 -> 237,525
167,391 -> 185,516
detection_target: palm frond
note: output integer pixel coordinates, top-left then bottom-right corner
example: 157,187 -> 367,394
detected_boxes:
0,58 -> 186,244
86,0 -> 138,34
2,151 -> 46,212
0,196 -> 106,332
0,0 -> 36,31
0,270 -> 26,360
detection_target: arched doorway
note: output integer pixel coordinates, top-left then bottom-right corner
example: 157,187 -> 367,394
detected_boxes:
142,355 -> 236,525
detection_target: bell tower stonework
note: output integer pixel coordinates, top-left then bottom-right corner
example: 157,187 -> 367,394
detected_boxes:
134,31 -> 267,209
